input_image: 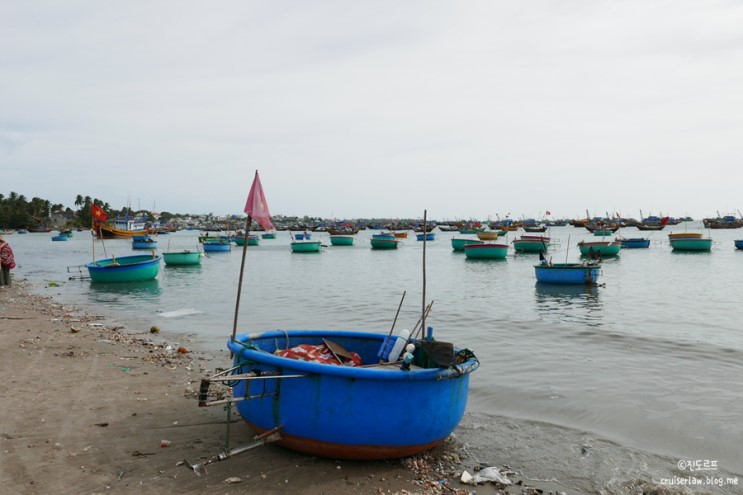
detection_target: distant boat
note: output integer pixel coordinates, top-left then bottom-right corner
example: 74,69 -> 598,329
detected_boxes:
618,237 -> 650,249
416,232 -> 435,241
636,223 -> 665,231
534,262 -> 601,284
451,238 -> 483,251
475,231 -> 499,241
735,240 -> 743,250
463,243 -> 509,259
294,232 -> 312,240
51,235 -> 68,241
261,232 -> 277,239
513,235 -> 550,253
234,235 -> 260,246
28,226 -> 53,233
577,241 -> 622,257
132,235 -> 158,249
667,232 -> 703,239
330,235 -> 354,246
202,238 -> 232,252
585,223 -> 619,233
523,225 -> 547,233
326,226 -> 359,235
291,240 -> 322,253
85,254 -> 161,283
162,250 -> 202,266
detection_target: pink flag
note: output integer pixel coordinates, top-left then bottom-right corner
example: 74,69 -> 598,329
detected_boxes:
244,171 -> 274,231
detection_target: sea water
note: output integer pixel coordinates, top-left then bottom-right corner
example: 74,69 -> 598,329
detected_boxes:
9,223 -> 743,493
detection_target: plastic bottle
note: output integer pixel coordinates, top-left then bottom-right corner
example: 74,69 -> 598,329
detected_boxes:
387,328 -> 410,362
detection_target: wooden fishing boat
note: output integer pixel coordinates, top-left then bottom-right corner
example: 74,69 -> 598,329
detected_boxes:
85,254 -> 161,283
670,237 -> 712,251
234,235 -> 260,246
458,228 -> 483,235
585,223 -> 619,233
132,235 -> 158,249
95,217 -> 153,239
391,231 -> 408,239
463,243 -> 509,259
735,240 -> 743,250
416,232 -> 435,241
618,237 -> 650,249
451,238 -> 483,251
291,240 -> 322,253
217,329 -> 479,460
475,231 -> 499,241
636,223 -> 665,231
523,225 -> 547,233
329,235 -> 354,246
28,226 -> 54,233
577,241 -> 622,257
534,262 -> 601,284
162,250 -> 202,266
202,238 -> 232,252
326,226 -> 360,235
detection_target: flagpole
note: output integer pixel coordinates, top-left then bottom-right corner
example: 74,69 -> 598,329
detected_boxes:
231,215 -> 253,344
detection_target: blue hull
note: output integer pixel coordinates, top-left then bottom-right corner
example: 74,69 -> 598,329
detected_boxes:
534,263 -> 600,284
202,242 -> 231,252
227,330 -> 478,460
619,238 -> 650,249
735,240 -> 743,250
416,233 -> 435,241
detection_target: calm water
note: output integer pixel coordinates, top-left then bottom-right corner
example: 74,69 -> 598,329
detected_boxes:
8,223 -> 743,493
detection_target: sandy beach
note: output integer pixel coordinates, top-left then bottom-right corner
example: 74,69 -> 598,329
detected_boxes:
0,280 -> 579,495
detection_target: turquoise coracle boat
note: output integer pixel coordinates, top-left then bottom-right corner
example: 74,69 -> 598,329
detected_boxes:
330,235 -> 354,246
234,235 -> 260,246
220,329 -> 479,460
513,236 -> 550,253
451,238 -> 483,251
463,243 -> 509,259
162,250 -> 202,266
534,262 -> 601,284
202,239 -> 231,252
670,238 -> 712,251
85,254 -> 161,283
371,234 -> 399,249
578,241 -> 622,257
291,241 -> 322,253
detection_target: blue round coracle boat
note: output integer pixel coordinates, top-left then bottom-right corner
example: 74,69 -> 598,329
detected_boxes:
85,254 -> 161,283
224,329 -> 479,460
534,262 -> 601,284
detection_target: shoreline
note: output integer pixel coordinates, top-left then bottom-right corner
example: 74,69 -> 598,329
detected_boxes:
1,280 -> 574,495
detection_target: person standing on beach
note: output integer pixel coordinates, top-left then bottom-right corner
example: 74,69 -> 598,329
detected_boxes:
0,236 -> 16,287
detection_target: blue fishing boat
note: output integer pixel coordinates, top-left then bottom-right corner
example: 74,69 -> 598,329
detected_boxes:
219,329 -> 479,460
202,238 -> 232,252
534,262 -> 601,284
416,232 -> 435,241
51,235 -> 68,241
618,237 -> 650,249
132,235 -> 157,249
735,240 -> 743,250
85,254 -> 161,283
294,232 -> 312,240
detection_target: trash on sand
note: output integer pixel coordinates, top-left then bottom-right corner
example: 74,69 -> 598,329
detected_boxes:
460,467 -> 512,485
223,477 -> 243,484
160,440 -> 171,448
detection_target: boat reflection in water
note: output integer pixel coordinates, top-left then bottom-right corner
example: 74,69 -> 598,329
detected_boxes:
533,282 -> 603,327
88,279 -> 162,303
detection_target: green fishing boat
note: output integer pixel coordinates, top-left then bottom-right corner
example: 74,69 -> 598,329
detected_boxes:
670,238 -> 712,251
451,238 -> 483,251
370,234 -> 399,249
261,232 -> 277,239
291,240 -> 322,253
578,241 -> 622,257
463,243 -> 509,259
234,235 -> 260,246
162,250 -> 202,266
513,236 -> 550,253
330,235 -> 354,246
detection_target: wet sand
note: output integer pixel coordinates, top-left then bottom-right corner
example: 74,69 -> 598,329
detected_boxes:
2,280 -> 680,495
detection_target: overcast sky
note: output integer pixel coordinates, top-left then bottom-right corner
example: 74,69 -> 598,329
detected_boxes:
2,1 -> 742,221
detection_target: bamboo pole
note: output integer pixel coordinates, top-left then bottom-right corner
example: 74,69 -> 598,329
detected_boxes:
421,210 -> 427,337
231,215 -> 253,344
379,290 -> 406,363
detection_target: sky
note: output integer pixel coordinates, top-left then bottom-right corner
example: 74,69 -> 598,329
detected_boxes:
2,1 -> 743,221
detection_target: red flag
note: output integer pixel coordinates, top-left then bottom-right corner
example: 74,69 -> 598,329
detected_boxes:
545,210 -> 551,216
660,216 -> 670,226
243,171 -> 274,231
92,204 -> 107,223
